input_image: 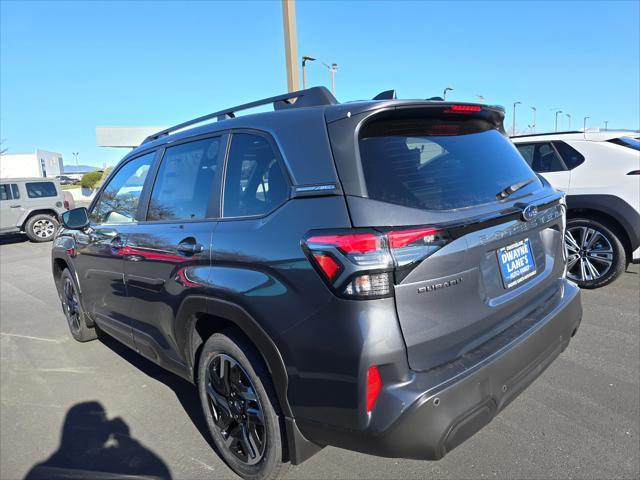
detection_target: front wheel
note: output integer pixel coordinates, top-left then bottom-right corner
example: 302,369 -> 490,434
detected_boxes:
565,218 -> 626,289
60,269 -> 97,342
197,333 -> 289,480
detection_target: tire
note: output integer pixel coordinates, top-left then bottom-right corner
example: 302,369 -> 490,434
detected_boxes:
197,333 -> 289,480
565,218 -> 626,289
59,269 -> 97,342
25,214 -> 58,242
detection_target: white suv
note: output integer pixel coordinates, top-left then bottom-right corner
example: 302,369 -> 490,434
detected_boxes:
512,131 -> 640,288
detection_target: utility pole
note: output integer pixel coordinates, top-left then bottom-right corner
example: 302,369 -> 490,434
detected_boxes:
301,55 -> 315,89
512,101 -> 521,135
531,106 -> 537,133
281,0 -> 300,92
443,87 -> 453,100
554,110 -> 563,132
565,113 -> 571,130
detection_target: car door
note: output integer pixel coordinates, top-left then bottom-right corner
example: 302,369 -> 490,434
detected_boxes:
515,142 -> 571,191
121,135 -> 226,374
0,183 -> 23,231
72,151 -> 156,348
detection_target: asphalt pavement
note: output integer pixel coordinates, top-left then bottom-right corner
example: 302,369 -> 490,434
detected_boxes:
1,235 -> 638,479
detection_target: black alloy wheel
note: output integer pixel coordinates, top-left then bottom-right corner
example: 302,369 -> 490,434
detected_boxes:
205,353 -> 266,465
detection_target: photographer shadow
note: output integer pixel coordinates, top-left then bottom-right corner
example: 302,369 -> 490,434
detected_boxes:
24,401 -> 172,480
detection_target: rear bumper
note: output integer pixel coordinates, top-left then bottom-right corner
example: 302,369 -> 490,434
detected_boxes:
300,279 -> 582,460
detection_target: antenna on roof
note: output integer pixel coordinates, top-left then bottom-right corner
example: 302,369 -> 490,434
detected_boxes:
372,89 -> 397,100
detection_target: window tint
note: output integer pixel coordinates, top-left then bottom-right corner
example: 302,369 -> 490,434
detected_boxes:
0,185 -> 10,201
359,116 -> 541,211
147,137 -> 223,221
90,152 -> 154,224
26,182 -> 57,198
515,143 -> 566,173
552,141 -> 585,169
11,184 -> 20,199
223,134 -> 289,217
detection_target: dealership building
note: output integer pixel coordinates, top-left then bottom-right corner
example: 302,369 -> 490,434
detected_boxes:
0,149 -> 64,179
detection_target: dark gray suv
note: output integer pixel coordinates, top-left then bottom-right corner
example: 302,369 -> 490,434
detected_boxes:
52,87 -> 582,480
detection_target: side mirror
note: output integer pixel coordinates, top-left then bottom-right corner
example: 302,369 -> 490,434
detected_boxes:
61,207 -> 90,230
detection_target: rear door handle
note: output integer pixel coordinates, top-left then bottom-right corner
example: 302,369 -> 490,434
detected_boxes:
177,242 -> 204,255
10,205 -> 21,208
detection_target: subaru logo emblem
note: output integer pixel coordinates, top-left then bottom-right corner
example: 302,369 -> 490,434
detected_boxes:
522,204 -> 538,222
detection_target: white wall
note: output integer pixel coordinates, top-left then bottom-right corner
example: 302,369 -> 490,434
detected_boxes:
0,153 -> 40,178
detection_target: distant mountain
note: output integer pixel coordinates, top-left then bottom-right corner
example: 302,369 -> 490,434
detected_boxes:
63,164 -> 101,174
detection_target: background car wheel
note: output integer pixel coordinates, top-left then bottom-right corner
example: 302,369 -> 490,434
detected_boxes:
60,269 -> 97,342
25,214 -> 58,242
197,333 -> 289,480
565,218 -> 626,289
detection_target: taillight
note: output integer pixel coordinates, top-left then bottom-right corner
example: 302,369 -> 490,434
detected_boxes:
366,366 -> 382,413
303,226 -> 449,299
63,200 -> 70,210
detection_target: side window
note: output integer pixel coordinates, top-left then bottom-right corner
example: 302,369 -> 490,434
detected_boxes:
25,182 -> 57,198
0,184 -> 10,201
553,141 -> 585,169
11,184 -> 20,199
90,152 -> 154,224
223,133 -> 289,217
516,143 -> 565,173
147,137 -> 223,221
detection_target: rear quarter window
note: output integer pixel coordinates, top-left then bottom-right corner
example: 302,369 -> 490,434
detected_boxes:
358,114 -> 541,210
25,182 -> 58,198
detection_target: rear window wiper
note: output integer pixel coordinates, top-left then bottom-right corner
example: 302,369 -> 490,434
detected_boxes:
496,178 -> 535,200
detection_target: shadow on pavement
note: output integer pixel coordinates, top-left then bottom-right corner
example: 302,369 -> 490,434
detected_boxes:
24,401 -> 172,480
97,332 -> 216,451
0,233 -> 28,245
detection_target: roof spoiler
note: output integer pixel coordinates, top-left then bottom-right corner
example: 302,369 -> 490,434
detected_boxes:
142,86 -> 338,144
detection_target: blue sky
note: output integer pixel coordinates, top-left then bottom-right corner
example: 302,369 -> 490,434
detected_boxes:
1,0 -> 639,167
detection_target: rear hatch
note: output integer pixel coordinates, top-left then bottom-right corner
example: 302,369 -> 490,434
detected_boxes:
327,104 -> 567,371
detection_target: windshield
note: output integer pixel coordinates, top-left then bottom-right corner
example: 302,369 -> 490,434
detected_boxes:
358,116 -> 541,210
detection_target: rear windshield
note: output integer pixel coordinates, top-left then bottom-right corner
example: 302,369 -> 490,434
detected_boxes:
359,114 -> 541,210
607,137 -> 640,151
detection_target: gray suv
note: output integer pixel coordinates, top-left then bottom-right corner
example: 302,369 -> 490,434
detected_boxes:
52,87 -> 582,480
1,178 -> 68,241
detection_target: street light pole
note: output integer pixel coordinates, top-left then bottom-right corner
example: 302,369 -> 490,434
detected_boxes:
554,110 -> 563,132
281,0 -> 300,92
301,55 -> 316,89
565,113 -> 571,130
322,62 -> 338,95
512,101 -> 521,135
531,106 -> 537,133
604,120 -> 609,131
443,87 -> 453,100
72,152 -> 79,166
476,94 -> 485,103
583,116 -> 590,132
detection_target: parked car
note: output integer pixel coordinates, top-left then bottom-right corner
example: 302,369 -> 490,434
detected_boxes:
511,131 -> 640,288
52,87 -> 582,480
56,175 -> 80,185
0,178 -> 70,242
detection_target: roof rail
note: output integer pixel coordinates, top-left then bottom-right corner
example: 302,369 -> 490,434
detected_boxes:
510,130 -> 582,139
142,86 -> 338,144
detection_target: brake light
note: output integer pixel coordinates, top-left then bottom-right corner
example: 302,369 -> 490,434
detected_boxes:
63,200 -> 70,210
444,104 -> 482,114
312,253 -> 342,280
303,226 -> 450,298
366,366 -> 382,413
